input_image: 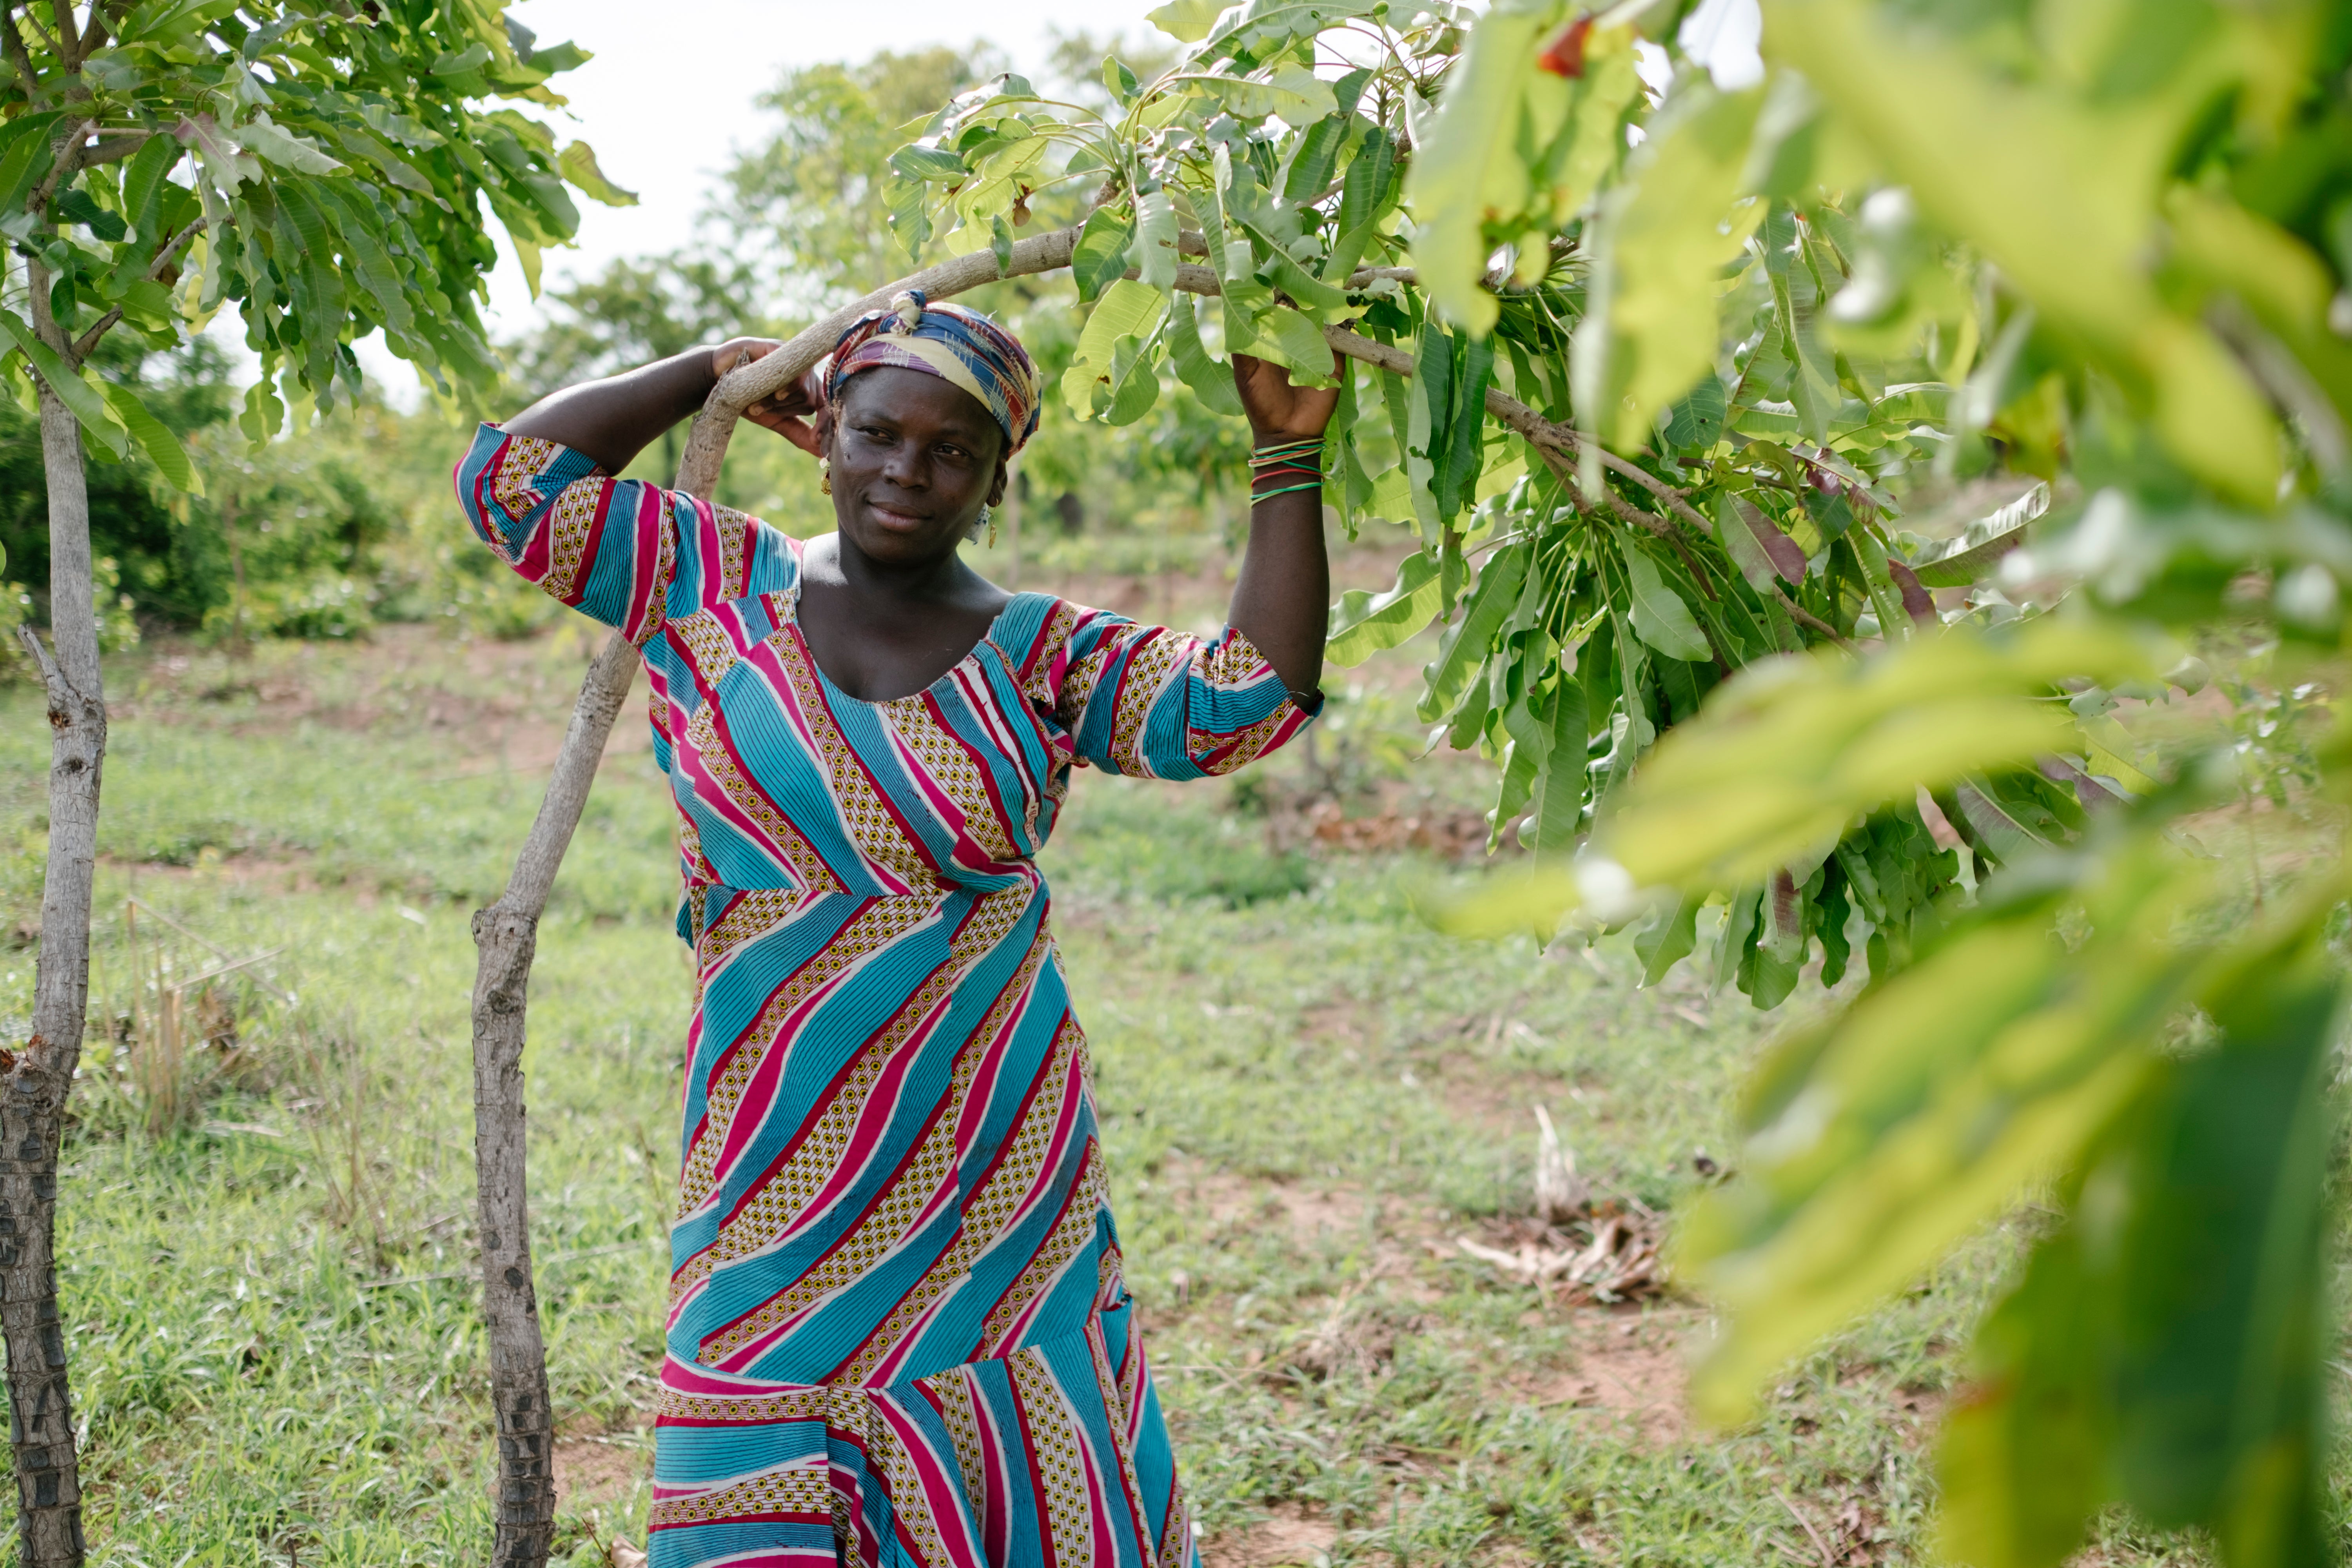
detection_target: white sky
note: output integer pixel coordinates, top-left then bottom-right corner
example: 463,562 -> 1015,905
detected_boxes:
482,0 -> 1168,335
329,0 -> 1762,398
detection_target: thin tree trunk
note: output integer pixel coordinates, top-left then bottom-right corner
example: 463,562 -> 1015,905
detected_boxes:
470,629 -> 635,1565
222,494 -> 247,651
466,223 -> 1087,1566
5,359 -> 103,1565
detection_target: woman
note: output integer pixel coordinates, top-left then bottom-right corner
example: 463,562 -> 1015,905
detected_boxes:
456,290 -> 1335,1568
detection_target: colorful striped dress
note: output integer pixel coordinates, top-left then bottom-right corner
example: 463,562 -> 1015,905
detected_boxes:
456,425 -> 1316,1568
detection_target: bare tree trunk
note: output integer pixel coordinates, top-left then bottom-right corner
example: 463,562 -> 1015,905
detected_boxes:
472,629 -> 636,1565
5,363 -> 103,1566
466,219 -> 1078,1565
222,494 -> 247,651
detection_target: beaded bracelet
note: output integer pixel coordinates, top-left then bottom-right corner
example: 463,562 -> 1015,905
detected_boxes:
1249,437 -> 1324,502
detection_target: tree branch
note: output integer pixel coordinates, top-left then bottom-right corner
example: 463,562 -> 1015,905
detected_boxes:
71,214 -> 203,359
73,1 -> 107,65
0,6 -> 36,100
26,116 -> 94,230
79,130 -> 148,167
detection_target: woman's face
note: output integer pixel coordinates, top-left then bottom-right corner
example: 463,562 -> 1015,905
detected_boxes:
826,367 -> 1008,564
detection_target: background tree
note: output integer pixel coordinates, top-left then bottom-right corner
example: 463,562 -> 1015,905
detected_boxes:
0,3 -> 629,1561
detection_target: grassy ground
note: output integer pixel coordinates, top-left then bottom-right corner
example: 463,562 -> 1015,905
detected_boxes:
0,613 -> 2308,1568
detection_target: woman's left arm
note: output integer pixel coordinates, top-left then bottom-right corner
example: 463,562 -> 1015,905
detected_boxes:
1226,352 -> 1338,702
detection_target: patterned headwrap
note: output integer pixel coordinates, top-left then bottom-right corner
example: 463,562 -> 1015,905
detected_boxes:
824,290 -> 1040,456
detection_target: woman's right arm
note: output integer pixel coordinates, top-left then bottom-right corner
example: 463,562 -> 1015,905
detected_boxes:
504,340 -> 823,470
454,341 -> 816,641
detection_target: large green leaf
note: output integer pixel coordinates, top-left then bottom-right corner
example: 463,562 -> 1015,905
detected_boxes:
1593,84 -> 1766,448
0,311 -> 127,457
99,381 -> 200,494
1327,550 -> 1441,666
1937,926 -> 2339,1568
1062,279 -> 1169,419
1622,546 -> 1712,662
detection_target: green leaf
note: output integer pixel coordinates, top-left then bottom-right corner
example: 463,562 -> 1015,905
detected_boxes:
1071,206 -> 1135,303
1661,373 -> 1727,451
1636,892 -> 1704,985
1597,85 -> 1766,447
1250,302 -> 1338,385
1327,549 -> 1441,667
1623,547 -> 1711,662
890,144 -> 968,183
1147,0 -> 1227,43
0,311 -> 125,457
1419,543 -> 1530,721
1167,293 -> 1242,415
1403,2 -> 1552,333
1937,931 -> 2339,1568
1135,185 -> 1179,289
1526,672 -> 1589,855
54,188 -> 127,242
1062,279 -> 1169,421
236,113 -> 345,175
557,141 -> 637,207
100,380 -> 199,494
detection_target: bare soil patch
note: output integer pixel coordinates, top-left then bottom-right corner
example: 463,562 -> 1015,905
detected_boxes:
555,1434 -> 653,1515
1518,1314 -> 1700,1446
1203,1502 -> 1339,1568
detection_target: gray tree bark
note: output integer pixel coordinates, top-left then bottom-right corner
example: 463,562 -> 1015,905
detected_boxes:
5,269 -> 106,1566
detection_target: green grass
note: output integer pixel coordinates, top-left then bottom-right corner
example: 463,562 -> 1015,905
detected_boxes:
0,629 -> 2305,1566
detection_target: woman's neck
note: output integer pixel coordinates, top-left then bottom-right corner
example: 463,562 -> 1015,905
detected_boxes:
804,533 -> 1000,612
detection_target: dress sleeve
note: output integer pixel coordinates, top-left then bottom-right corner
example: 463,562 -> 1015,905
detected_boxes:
1019,599 -> 1320,780
452,422 -> 679,646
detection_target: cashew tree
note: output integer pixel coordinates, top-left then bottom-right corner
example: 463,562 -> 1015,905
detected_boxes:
0,3 -> 628,1560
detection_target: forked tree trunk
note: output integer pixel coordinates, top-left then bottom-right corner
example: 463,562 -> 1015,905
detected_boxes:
468,224 -> 1085,1566
5,367 -> 105,1567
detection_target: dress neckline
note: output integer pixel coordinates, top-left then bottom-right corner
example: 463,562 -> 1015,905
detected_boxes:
784,579 -> 1034,708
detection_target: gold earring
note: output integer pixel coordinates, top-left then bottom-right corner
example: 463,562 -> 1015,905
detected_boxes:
983,505 -> 998,548
818,459 -> 832,496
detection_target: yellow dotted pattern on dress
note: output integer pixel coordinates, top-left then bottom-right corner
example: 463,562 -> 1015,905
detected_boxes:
485,436 -> 561,558
540,477 -> 608,603
681,694 -> 846,900
646,1455 -> 835,1530
691,887 -> 1035,1359
695,887 -> 802,973
1020,600 -> 1083,711
1196,626 -> 1276,688
673,895 -> 933,1220
1083,1308 -> 1159,1553
922,1365 -> 992,1506
882,694 -> 1020,866
823,964 -> 1070,1387
1009,1348 -> 1098,1568
860,1392 -> 959,1566
1055,646 -> 1111,736
1158,1481 -> 1197,1568
1107,632 -> 1191,777
1192,705 -> 1297,778
657,1380 -> 854,1425
711,504 -> 752,601
978,1138 -> 1108,1357
670,607 -> 742,688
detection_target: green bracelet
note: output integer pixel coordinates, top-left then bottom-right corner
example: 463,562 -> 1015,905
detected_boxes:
1251,478 -> 1324,501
